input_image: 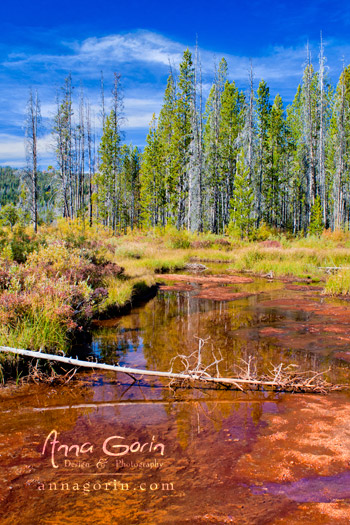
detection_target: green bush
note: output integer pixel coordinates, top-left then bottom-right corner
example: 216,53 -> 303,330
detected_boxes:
166,228 -> 191,249
9,226 -> 40,263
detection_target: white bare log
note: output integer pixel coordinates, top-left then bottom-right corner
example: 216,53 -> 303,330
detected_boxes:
0,346 -> 344,391
0,345 -> 283,387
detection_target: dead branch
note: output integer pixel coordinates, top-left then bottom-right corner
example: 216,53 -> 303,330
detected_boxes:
166,340 -> 347,394
0,345 -> 347,393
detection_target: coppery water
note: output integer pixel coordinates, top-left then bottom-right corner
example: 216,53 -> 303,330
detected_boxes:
1,276 -> 350,524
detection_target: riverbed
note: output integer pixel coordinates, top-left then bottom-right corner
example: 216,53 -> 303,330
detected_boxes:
0,273 -> 349,524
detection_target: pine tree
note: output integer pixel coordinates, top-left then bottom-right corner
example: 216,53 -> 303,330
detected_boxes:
318,34 -> 327,224
245,62 -> 255,183
265,94 -> 287,227
328,65 -> 350,229
287,84 -> 307,232
228,151 -> 254,239
125,145 -> 141,230
140,114 -> 166,227
85,100 -> 96,227
256,79 -> 271,225
174,49 -> 195,229
188,41 -> 203,232
309,195 -> 324,236
203,58 -> 228,232
158,72 -> 178,223
97,109 -> 121,228
218,80 -> 245,230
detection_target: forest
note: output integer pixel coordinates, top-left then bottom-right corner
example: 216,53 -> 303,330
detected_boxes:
3,42 -> 350,239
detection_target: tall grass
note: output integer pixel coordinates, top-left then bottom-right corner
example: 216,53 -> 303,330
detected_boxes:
0,307 -> 69,353
323,269 -> 350,295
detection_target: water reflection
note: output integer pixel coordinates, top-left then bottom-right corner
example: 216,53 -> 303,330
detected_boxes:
1,279 -> 350,523
92,284 -> 349,383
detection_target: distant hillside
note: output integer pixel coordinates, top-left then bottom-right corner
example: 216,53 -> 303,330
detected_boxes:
0,167 -> 57,219
0,167 -> 20,206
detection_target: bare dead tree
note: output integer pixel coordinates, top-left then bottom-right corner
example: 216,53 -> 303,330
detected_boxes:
78,84 -> 86,217
111,72 -> 124,232
86,100 -> 95,226
318,32 -> 327,225
53,75 -> 74,218
100,70 -> 106,130
25,88 -> 41,232
247,60 -> 255,183
303,43 -> 317,226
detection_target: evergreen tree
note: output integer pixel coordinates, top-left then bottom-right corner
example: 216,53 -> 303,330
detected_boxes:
158,73 -> 177,222
309,195 -> 324,236
97,109 -> 121,228
228,151 -> 254,239
244,62 -> 255,183
256,79 -> 271,225
188,42 -> 204,232
140,115 -> 166,227
84,48 -> 350,236
318,34 -> 327,224
265,94 -> 287,227
126,145 -> 141,230
174,49 -> 195,229
218,80 -> 245,230
287,84 -> 306,232
328,65 -> 350,229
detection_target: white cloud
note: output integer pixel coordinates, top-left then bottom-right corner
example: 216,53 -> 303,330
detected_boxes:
123,97 -> 162,128
72,31 -> 184,67
124,113 -> 155,129
0,134 -> 25,164
2,30 -> 184,76
2,30 -> 348,96
37,134 -> 55,155
0,133 -> 54,167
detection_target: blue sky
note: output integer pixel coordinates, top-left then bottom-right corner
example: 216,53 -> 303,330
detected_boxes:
1,0 -> 350,167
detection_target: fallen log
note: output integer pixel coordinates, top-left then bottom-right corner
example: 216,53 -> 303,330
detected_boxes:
0,346 -> 345,392
0,345 -> 273,387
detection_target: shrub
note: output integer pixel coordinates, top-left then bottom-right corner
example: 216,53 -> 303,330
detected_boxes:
250,221 -> 277,241
166,228 -> 191,249
8,226 -> 40,263
213,238 -> 232,250
308,196 -> 324,237
191,239 -> 213,249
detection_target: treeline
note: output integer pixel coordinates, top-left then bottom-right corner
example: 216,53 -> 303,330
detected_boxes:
5,44 -> 350,236
141,47 -> 350,235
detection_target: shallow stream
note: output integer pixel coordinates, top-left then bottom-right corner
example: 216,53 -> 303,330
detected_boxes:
1,272 -> 350,523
